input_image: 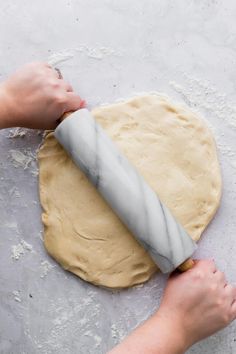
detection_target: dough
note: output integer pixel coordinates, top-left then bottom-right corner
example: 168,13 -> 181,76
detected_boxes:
38,94 -> 222,289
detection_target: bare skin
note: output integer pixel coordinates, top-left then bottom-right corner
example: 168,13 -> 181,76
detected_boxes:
110,260 -> 236,353
0,63 -> 235,354
0,62 -> 85,129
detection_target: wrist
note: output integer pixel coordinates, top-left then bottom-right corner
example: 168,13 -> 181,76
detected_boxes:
110,309 -> 189,354
153,308 -> 188,354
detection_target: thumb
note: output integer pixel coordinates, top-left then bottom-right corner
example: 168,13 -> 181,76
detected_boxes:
65,92 -> 86,112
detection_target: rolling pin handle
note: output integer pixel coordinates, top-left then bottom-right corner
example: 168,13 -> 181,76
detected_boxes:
61,111 -> 72,121
59,100 -> 86,122
178,258 -> 195,272
56,112 -> 71,125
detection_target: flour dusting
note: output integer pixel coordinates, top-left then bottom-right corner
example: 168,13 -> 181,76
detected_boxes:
11,239 -> 33,260
40,260 -> 54,278
48,46 -> 121,67
9,186 -> 21,198
111,323 -> 126,345
12,290 -> 21,303
169,74 -> 236,169
9,148 -> 38,176
76,45 -> 121,60
7,127 -> 27,138
169,74 -> 236,129
48,50 -> 74,66
25,290 -> 104,353
9,150 -> 32,169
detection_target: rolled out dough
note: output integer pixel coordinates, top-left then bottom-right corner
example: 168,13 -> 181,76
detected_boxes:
38,94 -> 222,289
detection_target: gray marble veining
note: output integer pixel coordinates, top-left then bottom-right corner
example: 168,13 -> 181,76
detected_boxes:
2,1 -> 236,352
55,109 -> 197,273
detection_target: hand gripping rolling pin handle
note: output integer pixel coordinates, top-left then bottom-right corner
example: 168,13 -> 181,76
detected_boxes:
56,110 -> 196,273
178,258 -> 195,272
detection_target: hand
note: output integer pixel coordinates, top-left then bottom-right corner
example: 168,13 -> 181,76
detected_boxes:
0,62 -> 85,129
159,259 -> 236,349
110,260 -> 236,354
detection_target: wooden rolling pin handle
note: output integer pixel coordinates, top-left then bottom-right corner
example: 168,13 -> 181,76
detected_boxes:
62,111 -> 72,120
59,103 -> 86,122
56,112 -> 71,125
178,258 -> 195,272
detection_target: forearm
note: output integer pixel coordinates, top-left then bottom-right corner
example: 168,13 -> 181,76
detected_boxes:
109,312 -> 186,354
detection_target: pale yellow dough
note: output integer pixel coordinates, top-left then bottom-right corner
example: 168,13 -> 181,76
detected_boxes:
38,94 -> 222,289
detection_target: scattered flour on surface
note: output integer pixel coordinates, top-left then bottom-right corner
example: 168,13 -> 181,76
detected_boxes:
11,243 -> 24,260
132,283 -> 144,290
25,292 -> 103,353
9,148 -> 38,176
111,324 -> 119,339
12,290 -> 21,303
5,221 -> 20,233
11,239 -> 33,260
40,260 -> 55,278
76,45 -> 122,60
48,50 -> 74,66
9,149 -> 33,169
47,46 -> 122,66
93,334 -> 102,348
169,74 -> 236,129
111,323 -> 126,344
8,186 -> 21,198
83,332 -> 102,348
7,128 -> 27,138
169,74 -> 236,169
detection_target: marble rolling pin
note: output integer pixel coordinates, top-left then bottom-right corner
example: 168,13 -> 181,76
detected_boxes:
54,109 -> 197,273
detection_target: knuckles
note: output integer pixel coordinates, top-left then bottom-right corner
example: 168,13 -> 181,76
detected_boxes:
221,313 -> 232,325
190,270 -> 205,282
55,93 -> 67,106
50,81 -> 61,90
209,283 -> 218,293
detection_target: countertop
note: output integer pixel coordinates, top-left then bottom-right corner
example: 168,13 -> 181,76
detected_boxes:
0,1 -> 236,353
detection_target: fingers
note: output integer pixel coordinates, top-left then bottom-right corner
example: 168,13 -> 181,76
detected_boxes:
61,81 -> 73,92
192,259 -> 217,273
226,286 -> 236,321
45,62 -> 53,69
46,65 -> 80,94
213,270 -> 227,286
46,65 -> 63,80
65,92 -> 86,111
47,66 -> 63,80
80,99 -> 86,108
224,284 -> 236,303
54,67 -> 63,79
231,300 -> 236,319
45,64 -> 86,112
169,259 -> 216,281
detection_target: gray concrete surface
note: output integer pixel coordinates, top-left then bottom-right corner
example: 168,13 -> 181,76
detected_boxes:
0,1 -> 236,353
